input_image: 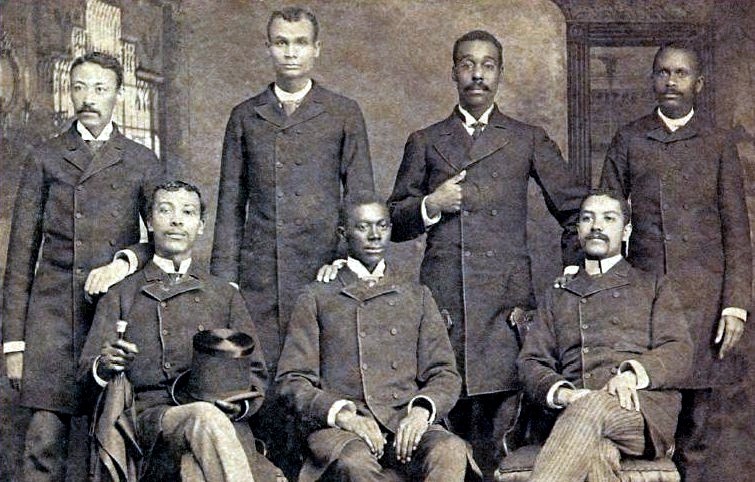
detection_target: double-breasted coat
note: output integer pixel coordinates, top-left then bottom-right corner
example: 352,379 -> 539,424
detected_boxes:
600,113 -> 752,388
276,269 -> 462,468
388,107 -> 587,395
518,259 -> 693,457
78,261 -> 268,448
2,123 -> 161,414
211,83 -> 374,370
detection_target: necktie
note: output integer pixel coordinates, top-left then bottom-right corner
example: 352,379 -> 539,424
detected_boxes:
471,122 -> 485,141
167,272 -> 181,285
281,100 -> 300,116
86,140 -> 106,153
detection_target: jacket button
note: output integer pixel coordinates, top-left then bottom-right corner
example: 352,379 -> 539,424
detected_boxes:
682,203 -> 689,210
391,361 -> 398,369
392,392 -> 399,399
612,292 -> 620,298
111,211 -> 118,218
277,191 -> 284,198
164,362 -> 171,369
388,300 -> 396,306
682,235 -> 689,242
390,328 -> 398,335
194,297 -> 200,302
361,363 -> 368,371
581,324 -> 589,329
462,210 -> 470,216
295,219 -> 303,226
464,251 -> 471,257
664,234 -> 672,241
585,372 -> 592,379
582,347 -> 590,354
611,368 -> 618,374
160,302 -> 167,308
277,220 -> 284,227
162,329 -> 168,335
294,191 -> 301,196
108,239 -> 116,246
611,317 -> 620,325
76,267 -> 84,275
580,298 -> 587,304
295,160 -> 302,166
490,209 -> 498,216
359,331 -> 366,338
75,212 -> 82,219
486,250 -> 494,257
491,172 -> 499,178
111,183 -> 117,189
75,240 -> 83,246
662,203 -> 669,210
198,324 -> 205,331
76,185 -> 84,191
276,162 -> 283,168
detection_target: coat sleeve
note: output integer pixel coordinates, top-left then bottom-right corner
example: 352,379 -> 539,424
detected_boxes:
517,291 -> 569,406
2,152 -> 47,343
340,100 -> 375,200
228,288 -> 268,418
77,288 -> 123,387
414,286 -> 462,420
633,276 -> 694,389
388,131 -> 431,242
599,129 -> 631,198
718,137 -> 752,314
529,127 -> 588,267
210,107 -> 249,284
276,288 -> 342,429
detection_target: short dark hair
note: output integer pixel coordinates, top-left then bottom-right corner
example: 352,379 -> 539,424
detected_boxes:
581,188 -> 630,225
653,41 -> 702,75
453,30 -> 503,67
341,191 -> 389,227
70,52 -> 123,88
149,180 -> 206,220
267,7 -> 319,42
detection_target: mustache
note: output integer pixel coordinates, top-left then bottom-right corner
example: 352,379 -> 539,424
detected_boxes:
465,84 -> 490,92
77,107 -> 100,114
585,232 -> 610,242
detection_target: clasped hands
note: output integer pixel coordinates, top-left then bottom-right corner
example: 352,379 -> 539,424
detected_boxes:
335,405 -> 431,463
556,370 -> 641,412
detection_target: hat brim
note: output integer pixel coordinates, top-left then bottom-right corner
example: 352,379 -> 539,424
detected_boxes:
170,370 -> 262,406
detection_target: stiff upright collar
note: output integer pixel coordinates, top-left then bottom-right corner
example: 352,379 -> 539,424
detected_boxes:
152,255 -> 192,274
657,107 -> 694,132
583,254 -> 624,276
346,257 -> 386,281
76,120 -> 114,141
274,79 -> 313,102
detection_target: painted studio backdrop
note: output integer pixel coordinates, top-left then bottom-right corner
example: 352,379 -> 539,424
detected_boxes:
0,0 -> 753,480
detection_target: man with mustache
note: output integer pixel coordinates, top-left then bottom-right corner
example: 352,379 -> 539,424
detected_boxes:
518,190 -> 692,481
599,42 -> 751,482
385,29 -> 587,477
2,51 -> 162,481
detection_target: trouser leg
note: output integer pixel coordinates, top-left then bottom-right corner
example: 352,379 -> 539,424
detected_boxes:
529,391 -> 645,482
23,409 -> 71,482
321,438 -> 396,482
160,402 -> 254,482
408,427 -> 470,482
673,388 -> 712,482
448,391 -> 519,479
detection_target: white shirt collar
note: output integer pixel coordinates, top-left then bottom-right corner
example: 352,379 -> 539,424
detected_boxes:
458,103 -> 494,127
274,79 -> 313,103
657,107 -> 694,132
76,120 -> 114,141
346,257 -> 386,280
153,254 -> 192,274
584,254 -> 623,276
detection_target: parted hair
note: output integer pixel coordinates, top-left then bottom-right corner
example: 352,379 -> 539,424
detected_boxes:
267,6 -> 319,42
581,188 -> 631,226
149,180 -> 206,220
453,30 -> 503,67
70,52 -> 123,88
653,40 -> 703,75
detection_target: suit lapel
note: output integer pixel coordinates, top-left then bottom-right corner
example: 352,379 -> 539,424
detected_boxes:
282,84 -> 326,128
80,125 -> 125,183
646,111 -> 702,143
62,125 -> 93,173
253,87 -> 286,127
141,261 -> 206,302
562,259 -> 632,298
339,269 -> 399,303
465,109 -> 510,169
432,114 -> 471,172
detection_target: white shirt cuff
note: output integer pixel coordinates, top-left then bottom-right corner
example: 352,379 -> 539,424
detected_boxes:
547,380 -> 575,409
231,400 -> 251,421
421,196 -> 441,228
327,400 -> 357,428
408,395 -> 436,424
229,282 -> 240,290
722,307 -> 747,322
92,355 -> 109,388
618,360 -> 649,389
3,341 -> 25,354
114,249 -> 138,276
563,265 -> 579,276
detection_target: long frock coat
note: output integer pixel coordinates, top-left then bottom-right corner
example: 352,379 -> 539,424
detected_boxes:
2,123 -> 161,414
600,113 -> 752,388
276,268 -> 464,479
388,107 -> 587,395
518,259 -> 693,457
211,82 -> 374,371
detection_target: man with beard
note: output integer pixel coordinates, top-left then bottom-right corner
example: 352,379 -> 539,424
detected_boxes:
599,42 -> 751,481
385,29 -> 587,476
2,51 -> 162,481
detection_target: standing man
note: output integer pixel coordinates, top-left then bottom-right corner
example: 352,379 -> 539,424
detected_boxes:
211,6 -> 374,377
600,42 -> 751,482
387,30 -> 587,476
518,190 -> 692,481
2,52 -> 162,481
277,194 -> 478,481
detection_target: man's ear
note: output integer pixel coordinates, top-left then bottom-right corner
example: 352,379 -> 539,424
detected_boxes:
314,40 -> 321,58
694,75 -> 704,95
336,225 -> 347,242
197,220 -> 205,236
622,223 -> 632,243
146,219 -> 153,232
451,64 -> 458,83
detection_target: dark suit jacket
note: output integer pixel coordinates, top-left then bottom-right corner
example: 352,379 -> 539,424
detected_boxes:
388,107 -> 587,395
79,261 -> 268,446
276,268 -> 461,438
2,123 -> 162,414
518,259 -> 693,457
600,112 -> 752,387
211,82 -> 374,371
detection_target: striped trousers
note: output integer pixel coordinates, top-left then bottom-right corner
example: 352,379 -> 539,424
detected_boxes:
529,390 -> 645,482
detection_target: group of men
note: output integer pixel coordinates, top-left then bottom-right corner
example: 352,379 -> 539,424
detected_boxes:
2,5 -> 750,482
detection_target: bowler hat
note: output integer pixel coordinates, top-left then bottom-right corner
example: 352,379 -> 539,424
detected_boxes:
170,328 -> 262,405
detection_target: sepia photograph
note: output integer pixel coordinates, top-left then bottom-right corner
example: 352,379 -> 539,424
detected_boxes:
0,1 -> 753,481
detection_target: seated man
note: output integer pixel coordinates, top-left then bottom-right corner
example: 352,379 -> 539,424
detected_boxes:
276,193 -> 479,481
78,180 -> 274,481
518,190 -> 693,481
